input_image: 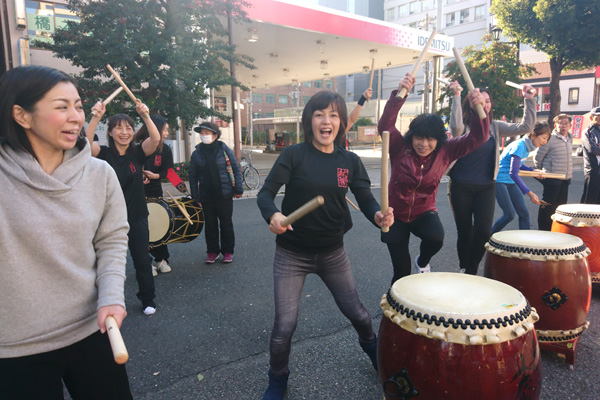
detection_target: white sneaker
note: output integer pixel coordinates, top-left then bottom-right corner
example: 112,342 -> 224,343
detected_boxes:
157,260 -> 172,273
143,306 -> 156,315
152,265 -> 158,277
414,255 -> 431,274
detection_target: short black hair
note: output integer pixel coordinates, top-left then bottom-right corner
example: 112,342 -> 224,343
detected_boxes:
302,91 -> 347,147
404,113 -> 447,150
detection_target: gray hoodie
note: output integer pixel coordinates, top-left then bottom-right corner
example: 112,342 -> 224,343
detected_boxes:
0,141 -> 129,358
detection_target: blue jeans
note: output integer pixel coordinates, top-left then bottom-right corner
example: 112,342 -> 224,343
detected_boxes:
268,245 -> 374,374
492,183 -> 530,233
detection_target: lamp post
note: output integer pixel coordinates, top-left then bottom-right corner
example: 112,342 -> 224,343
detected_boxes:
491,25 -> 520,64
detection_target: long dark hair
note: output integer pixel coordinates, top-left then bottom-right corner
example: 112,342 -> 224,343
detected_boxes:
462,88 -> 493,127
301,91 -> 347,147
133,114 -> 168,152
0,66 -> 85,158
404,113 -> 447,151
107,114 -> 135,155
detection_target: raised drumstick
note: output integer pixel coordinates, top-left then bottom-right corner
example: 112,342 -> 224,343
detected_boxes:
166,190 -> 193,225
281,196 -> 325,227
381,131 -> 390,233
519,170 -> 566,180
506,80 -> 536,94
105,316 -> 129,364
91,87 -> 124,117
367,58 -> 376,102
397,28 -> 437,99
106,64 -> 148,118
436,77 -> 451,86
451,47 -> 486,120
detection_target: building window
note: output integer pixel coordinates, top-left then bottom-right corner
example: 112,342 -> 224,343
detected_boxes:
385,7 -> 395,21
398,4 -> 407,17
460,9 -> 470,24
252,93 -> 263,103
568,88 -> 579,104
446,12 -> 455,27
474,5 -> 485,20
278,95 -> 289,105
265,94 -> 276,104
265,112 -> 274,118
303,96 -> 311,105
325,80 -> 334,89
252,112 -> 263,119
26,1 -> 80,47
409,1 -> 419,15
302,81 -> 312,88
314,80 -> 323,89
421,1 -> 430,11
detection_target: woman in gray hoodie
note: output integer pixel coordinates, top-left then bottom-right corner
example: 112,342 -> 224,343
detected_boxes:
0,66 -> 132,398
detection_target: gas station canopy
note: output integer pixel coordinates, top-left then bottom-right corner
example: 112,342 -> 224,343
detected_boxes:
232,0 -> 454,89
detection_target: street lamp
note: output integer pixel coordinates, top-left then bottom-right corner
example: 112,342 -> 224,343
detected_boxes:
490,25 -> 520,63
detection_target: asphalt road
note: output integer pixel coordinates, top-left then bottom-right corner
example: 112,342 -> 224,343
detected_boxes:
115,149 -> 599,400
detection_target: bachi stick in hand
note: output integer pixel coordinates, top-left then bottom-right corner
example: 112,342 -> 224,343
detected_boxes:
281,196 -> 325,227
91,87 -> 124,116
397,28 -> 437,98
451,47 -> 486,120
346,196 -> 359,211
368,58 -> 376,102
105,316 -> 129,364
506,80 -> 536,94
380,131 -> 390,233
106,64 -> 149,118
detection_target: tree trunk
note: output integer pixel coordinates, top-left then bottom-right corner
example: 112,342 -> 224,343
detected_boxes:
181,119 -> 191,162
548,56 -> 563,124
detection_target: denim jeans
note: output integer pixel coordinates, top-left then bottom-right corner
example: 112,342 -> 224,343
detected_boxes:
268,245 -> 374,374
492,183 -> 530,233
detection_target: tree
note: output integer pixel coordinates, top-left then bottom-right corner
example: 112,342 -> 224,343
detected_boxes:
41,0 -> 254,128
439,34 -> 535,121
491,0 -> 600,123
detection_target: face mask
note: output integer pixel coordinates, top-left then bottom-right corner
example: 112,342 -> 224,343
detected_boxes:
200,135 -> 215,144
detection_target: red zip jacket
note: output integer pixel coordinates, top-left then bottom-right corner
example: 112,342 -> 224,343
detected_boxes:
378,90 -> 490,223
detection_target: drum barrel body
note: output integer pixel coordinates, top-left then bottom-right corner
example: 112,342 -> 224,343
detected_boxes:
148,197 -> 204,248
551,221 -> 600,275
484,253 -> 591,334
378,316 -> 541,400
147,198 -> 175,246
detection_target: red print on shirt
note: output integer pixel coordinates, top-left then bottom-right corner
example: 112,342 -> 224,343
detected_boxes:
154,155 -> 162,166
337,168 -> 348,188
129,162 -> 136,174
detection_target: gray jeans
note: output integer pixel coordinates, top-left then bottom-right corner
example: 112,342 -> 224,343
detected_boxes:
269,245 -> 375,373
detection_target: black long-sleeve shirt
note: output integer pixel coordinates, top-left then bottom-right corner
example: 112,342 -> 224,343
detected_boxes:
257,142 -> 380,254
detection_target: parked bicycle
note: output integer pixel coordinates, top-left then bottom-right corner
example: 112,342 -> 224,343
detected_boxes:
240,149 -> 261,190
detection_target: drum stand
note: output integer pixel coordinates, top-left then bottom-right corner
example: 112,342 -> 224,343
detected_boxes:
539,339 -> 579,366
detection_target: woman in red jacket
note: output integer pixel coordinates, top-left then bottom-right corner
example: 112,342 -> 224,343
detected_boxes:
378,74 -> 490,283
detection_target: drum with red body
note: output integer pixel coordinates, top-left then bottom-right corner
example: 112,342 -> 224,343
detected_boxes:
484,230 -> 591,347
378,273 -> 541,400
551,203 -> 600,284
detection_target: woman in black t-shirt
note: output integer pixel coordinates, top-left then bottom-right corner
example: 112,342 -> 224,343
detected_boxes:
87,101 -> 161,316
257,91 -> 394,399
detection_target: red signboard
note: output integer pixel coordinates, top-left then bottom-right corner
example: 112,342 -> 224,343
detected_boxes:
572,116 -> 584,139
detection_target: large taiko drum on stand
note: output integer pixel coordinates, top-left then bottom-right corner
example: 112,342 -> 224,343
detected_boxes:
147,197 -> 204,248
484,230 -> 591,365
551,203 -> 600,284
378,273 -> 541,400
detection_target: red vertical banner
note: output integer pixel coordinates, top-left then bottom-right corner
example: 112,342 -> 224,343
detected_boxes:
572,115 -> 584,139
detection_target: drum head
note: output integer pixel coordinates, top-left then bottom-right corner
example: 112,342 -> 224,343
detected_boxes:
147,202 -> 171,243
382,272 -> 539,345
487,230 -> 588,260
553,203 -> 600,227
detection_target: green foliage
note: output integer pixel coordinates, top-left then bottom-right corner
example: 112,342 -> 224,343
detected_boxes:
353,117 -> 374,128
172,161 -> 190,181
40,0 -> 254,127
439,34 -> 536,121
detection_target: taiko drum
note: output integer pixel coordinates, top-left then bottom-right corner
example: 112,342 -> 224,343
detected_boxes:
551,203 -> 600,284
378,273 -> 541,400
484,230 -> 591,344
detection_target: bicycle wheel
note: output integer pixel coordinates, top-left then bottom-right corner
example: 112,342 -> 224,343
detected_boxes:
243,166 -> 260,190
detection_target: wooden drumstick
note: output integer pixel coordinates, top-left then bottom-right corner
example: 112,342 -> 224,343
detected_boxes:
281,196 -> 325,227
346,196 -> 359,211
166,190 -> 193,225
380,130 -> 390,233
91,87 -> 124,117
436,77 -> 451,86
397,28 -> 437,99
451,47 -> 487,120
506,80 -> 536,94
367,58 -> 375,102
519,170 -> 566,180
106,64 -> 148,118
105,316 -> 129,364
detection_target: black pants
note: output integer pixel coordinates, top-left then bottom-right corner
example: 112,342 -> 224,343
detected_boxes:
202,197 -> 235,254
0,331 -> 132,400
538,179 -> 570,230
150,244 -> 170,262
581,173 -> 600,204
128,217 -> 156,304
448,180 -> 496,275
383,210 -> 445,284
